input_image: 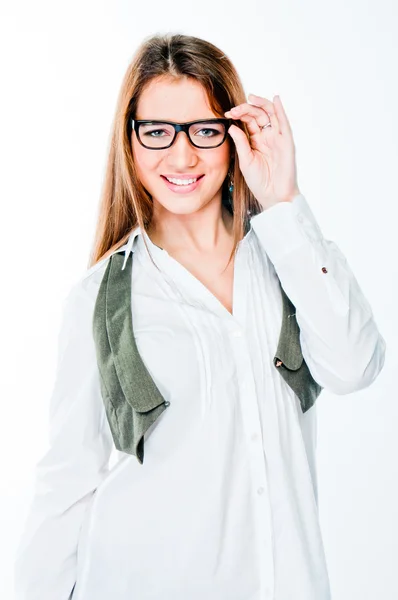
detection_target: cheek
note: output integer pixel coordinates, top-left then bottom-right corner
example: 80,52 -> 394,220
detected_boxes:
200,141 -> 230,169
214,141 -> 232,169
210,146 -> 231,178
132,143 -> 159,180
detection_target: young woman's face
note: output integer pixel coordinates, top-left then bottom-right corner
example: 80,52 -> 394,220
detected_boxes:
131,76 -> 232,217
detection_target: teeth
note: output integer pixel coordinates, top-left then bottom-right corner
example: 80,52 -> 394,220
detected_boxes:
165,177 -> 198,185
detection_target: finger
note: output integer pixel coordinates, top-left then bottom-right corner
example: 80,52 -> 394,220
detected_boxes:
251,94 -> 292,137
225,103 -> 270,134
246,94 -> 281,134
272,95 -> 293,137
226,112 -> 263,138
227,123 -> 254,168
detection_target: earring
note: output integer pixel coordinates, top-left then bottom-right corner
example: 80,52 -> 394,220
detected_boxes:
228,171 -> 234,203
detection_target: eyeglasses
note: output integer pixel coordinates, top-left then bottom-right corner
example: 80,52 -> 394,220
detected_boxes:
131,118 -> 232,150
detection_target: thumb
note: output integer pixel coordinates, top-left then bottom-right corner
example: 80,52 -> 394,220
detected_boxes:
228,124 -> 253,168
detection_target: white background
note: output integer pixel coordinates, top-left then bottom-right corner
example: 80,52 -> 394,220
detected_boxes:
1,0 -> 396,598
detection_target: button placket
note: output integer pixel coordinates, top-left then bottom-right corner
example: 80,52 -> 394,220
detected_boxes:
231,329 -> 243,338
228,330 -> 275,597
264,586 -> 273,599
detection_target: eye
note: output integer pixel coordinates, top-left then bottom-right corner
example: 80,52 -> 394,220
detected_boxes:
196,128 -> 219,137
143,129 -> 168,137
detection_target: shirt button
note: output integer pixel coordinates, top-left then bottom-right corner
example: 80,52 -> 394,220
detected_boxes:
297,213 -> 304,223
164,401 -> 170,407
251,432 -> 259,441
257,486 -> 264,495
231,330 -> 242,337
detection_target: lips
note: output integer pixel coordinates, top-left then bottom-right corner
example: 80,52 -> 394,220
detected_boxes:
161,174 -> 205,193
161,175 -> 205,183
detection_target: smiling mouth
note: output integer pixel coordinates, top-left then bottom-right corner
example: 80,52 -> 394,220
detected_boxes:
161,174 -> 205,186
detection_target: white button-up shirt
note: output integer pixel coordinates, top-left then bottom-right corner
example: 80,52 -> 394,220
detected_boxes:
14,194 -> 386,600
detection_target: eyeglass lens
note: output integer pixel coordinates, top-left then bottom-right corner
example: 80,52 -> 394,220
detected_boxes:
138,121 -> 226,148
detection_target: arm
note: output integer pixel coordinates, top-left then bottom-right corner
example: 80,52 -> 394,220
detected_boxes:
250,193 -> 386,395
14,279 -> 113,600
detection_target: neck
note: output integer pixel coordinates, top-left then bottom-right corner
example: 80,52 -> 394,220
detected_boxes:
147,199 -> 234,255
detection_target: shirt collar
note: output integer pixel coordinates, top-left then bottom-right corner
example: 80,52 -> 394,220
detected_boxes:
121,225 -> 141,270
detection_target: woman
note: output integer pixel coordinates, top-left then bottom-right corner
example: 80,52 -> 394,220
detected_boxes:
14,33 -> 386,600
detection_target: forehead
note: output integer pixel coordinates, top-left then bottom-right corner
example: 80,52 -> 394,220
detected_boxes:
136,77 -> 217,121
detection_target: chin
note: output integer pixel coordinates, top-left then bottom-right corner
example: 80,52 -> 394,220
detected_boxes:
157,200 -> 208,216
151,191 -> 218,216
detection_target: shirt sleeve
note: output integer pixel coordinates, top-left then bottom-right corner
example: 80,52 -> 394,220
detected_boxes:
14,279 -> 113,600
250,193 -> 387,395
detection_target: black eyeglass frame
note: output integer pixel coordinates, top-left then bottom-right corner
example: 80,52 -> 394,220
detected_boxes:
131,118 -> 233,150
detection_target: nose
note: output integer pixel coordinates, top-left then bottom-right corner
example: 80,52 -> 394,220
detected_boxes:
170,129 -> 196,152
166,129 -> 197,165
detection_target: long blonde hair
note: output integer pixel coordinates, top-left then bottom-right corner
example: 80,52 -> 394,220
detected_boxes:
88,33 -> 262,269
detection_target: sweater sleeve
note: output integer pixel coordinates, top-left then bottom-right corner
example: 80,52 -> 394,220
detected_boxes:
250,193 -> 386,395
14,279 -> 113,600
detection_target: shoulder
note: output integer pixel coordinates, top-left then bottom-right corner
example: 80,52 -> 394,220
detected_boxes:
62,247 -> 126,317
